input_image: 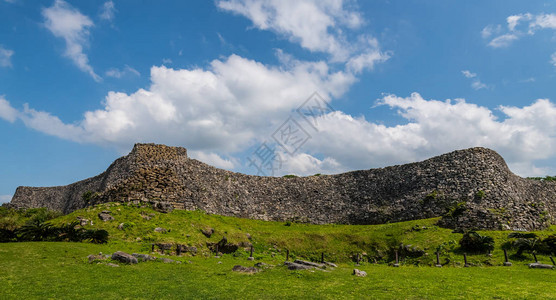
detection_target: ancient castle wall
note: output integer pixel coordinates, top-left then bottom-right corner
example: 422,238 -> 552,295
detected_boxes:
9,144 -> 556,230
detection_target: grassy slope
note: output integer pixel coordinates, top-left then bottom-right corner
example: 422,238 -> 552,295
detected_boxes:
1,203 -> 556,299
53,202 -> 556,265
1,242 -> 555,299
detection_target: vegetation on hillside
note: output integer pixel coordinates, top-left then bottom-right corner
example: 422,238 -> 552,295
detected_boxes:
1,202 -> 547,266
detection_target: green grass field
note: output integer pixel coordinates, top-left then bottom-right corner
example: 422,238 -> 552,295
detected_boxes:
1,203 -> 555,299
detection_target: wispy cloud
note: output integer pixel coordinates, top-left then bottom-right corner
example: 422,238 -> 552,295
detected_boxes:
0,45 -> 14,67
217,0 -> 389,72
105,65 -> 140,78
483,13 -> 556,48
99,1 -> 116,21
42,0 -> 101,81
487,34 -> 519,48
0,195 -> 12,204
0,96 -> 19,122
461,70 -> 476,78
462,70 -> 488,90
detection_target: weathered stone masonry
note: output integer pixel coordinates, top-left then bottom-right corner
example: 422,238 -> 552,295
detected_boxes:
9,143 -> 556,230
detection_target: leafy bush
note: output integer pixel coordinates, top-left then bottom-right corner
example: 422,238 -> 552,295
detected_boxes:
508,232 -> 537,239
459,231 -> 494,253
121,222 -> 135,230
505,232 -> 548,256
18,220 -> 56,242
0,218 -> 110,244
0,228 -> 17,242
541,235 -> 556,254
83,229 -> 109,244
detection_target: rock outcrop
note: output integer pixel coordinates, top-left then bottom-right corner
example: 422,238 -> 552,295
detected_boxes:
9,143 -> 556,230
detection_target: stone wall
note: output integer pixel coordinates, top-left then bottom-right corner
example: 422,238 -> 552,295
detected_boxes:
9,143 -> 556,230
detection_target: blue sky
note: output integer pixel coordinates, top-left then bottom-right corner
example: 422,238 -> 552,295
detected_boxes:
2,0 -> 556,203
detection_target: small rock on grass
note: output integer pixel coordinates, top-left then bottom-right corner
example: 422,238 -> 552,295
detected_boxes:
111,251 -> 138,264
132,253 -> 156,262
202,228 -> 214,238
87,254 -> 105,263
353,269 -> 367,277
232,265 -> 260,274
284,261 -> 312,270
98,212 -> 114,222
528,263 -> 554,269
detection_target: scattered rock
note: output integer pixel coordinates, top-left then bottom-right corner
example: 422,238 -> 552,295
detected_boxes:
294,259 -> 326,269
159,258 -> 175,263
528,263 -> 554,269
132,253 -> 156,262
238,241 -> 252,248
217,261 -> 222,264
111,251 -> 138,264
152,201 -> 173,213
106,263 -> 120,267
232,265 -> 260,274
98,212 -> 114,222
155,243 -> 173,253
207,237 -> 239,254
324,262 -> 337,268
77,217 -> 92,226
117,223 -> 125,230
154,227 -> 167,233
202,228 -> 214,238
284,261 -> 312,270
353,269 -> 367,277
254,262 -> 274,269
87,254 -> 105,263
184,246 -> 197,255
246,233 -> 252,240
247,257 -> 254,261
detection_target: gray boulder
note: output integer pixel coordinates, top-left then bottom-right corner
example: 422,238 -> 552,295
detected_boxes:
87,254 -> 105,263
202,228 -> 214,238
98,212 -> 114,222
284,261 -> 312,270
152,201 -> 173,213
111,251 -> 138,264
132,253 -> 156,262
232,265 -> 260,274
294,259 -> 326,269
528,263 -> 554,269
154,227 -> 167,233
353,269 -> 367,277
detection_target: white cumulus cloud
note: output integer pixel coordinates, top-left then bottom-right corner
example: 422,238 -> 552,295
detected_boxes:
42,0 -> 101,81
0,54 -> 355,156
293,93 -> 556,176
217,0 -> 389,70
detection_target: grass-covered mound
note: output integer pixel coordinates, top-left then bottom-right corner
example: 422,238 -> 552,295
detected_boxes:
24,202 -> 556,265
